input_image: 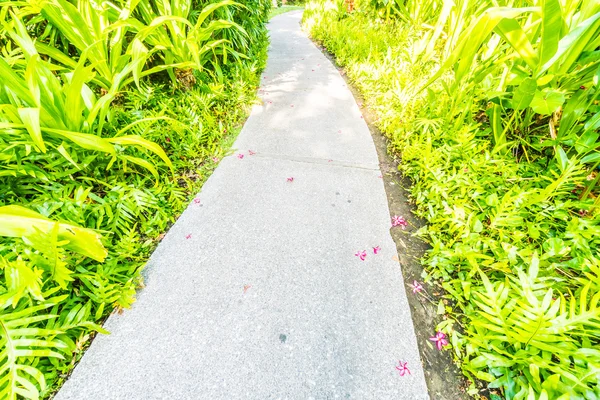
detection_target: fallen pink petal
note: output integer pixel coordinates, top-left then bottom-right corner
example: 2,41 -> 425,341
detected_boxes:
355,250 -> 367,261
243,285 -> 251,294
395,361 -> 410,376
409,280 -> 423,294
185,234 -> 192,240
193,198 -> 201,204
212,157 -> 219,162
287,177 -> 294,182
392,215 -> 408,229
249,150 -> 256,156
429,331 -> 449,351
373,246 -> 381,254
237,154 -> 244,159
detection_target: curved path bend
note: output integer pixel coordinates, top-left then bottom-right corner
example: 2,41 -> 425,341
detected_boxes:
57,11 -> 429,399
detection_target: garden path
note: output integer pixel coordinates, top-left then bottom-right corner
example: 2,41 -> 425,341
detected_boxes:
56,11 -> 429,399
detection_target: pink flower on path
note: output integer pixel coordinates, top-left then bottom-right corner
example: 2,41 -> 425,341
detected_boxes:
373,246 -> 381,255
378,175 -> 383,178
429,331 -> 449,351
355,250 -> 367,261
237,153 -> 244,159
290,104 -> 294,107
409,280 -> 423,294
193,198 -> 201,204
328,159 -> 333,162
249,150 -> 256,156
212,157 -> 219,163
287,177 -> 294,183
395,361 -> 410,376
392,215 -> 408,229
338,130 -> 342,134
243,285 -> 251,294
185,234 -> 192,240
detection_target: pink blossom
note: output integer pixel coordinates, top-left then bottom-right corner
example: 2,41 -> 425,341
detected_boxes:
243,285 -> 251,294
409,280 -> 423,294
338,130 -> 342,133
395,361 -> 410,376
185,234 -> 192,240
392,215 -> 408,229
165,137 -> 171,142
193,198 -> 201,204
429,331 -> 449,351
287,177 -> 294,183
212,157 -> 219,163
237,154 -> 244,159
290,104 -> 294,107
373,246 -> 381,255
328,159 -> 333,162
355,250 -> 367,261
378,175 -> 383,178
249,150 -> 256,156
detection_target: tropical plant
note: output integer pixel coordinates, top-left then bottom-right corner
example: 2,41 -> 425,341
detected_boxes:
0,0 -> 270,397
131,0 -> 247,83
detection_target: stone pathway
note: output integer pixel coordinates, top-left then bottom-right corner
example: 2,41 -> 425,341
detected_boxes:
56,11 -> 429,399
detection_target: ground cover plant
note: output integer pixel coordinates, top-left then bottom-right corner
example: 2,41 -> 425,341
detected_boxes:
0,0 -> 270,398
304,0 -> 600,399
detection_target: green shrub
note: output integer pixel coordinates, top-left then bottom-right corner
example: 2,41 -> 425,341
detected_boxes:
0,0 -> 269,397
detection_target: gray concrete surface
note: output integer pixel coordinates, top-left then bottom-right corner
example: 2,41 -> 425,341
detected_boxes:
56,11 -> 429,400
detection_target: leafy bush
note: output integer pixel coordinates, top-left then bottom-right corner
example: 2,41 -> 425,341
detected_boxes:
304,1 -> 600,399
0,0 -> 269,397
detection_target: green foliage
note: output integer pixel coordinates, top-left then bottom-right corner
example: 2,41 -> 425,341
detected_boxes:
0,0 -> 269,397
304,0 -> 600,398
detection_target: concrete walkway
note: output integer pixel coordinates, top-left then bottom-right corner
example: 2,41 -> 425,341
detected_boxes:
56,11 -> 428,400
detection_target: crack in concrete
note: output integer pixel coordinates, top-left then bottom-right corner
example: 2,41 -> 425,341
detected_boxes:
251,152 -> 381,171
